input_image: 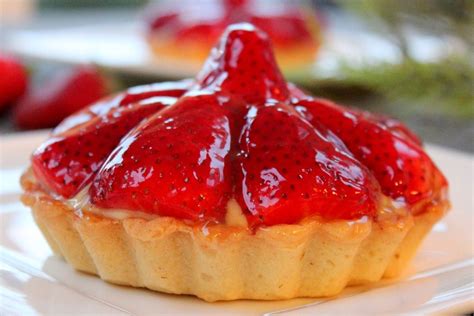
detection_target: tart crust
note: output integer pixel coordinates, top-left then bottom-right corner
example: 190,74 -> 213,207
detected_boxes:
21,172 -> 449,302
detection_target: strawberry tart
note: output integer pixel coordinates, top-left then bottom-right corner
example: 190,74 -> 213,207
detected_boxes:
21,23 -> 449,302
145,0 -> 320,70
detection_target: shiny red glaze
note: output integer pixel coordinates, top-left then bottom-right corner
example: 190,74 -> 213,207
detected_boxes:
90,93 -> 234,222
197,23 -> 289,104
117,79 -> 193,107
0,54 -> 27,111
31,81 -> 191,198
53,79 -> 192,134
294,98 -> 447,204
235,104 -> 379,227
32,97 -> 176,198
368,113 -> 422,146
31,23 -> 446,227
13,66 -> 107,129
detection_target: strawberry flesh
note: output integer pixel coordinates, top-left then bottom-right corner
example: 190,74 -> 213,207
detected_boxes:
197,23 -> 289,104
235,104 -> 379,227
30,23 -> 447,227
31,81 -> 190,198
32,97 -> 176,198
294,98 -> 447,205
90,93 -> 233,222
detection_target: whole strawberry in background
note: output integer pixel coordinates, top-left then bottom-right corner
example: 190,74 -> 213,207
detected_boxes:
0,54 -> 28,112
13,65 -> 107,130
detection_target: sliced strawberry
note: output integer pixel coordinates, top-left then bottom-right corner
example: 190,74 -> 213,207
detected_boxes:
0,54 -> 28,112
90,93 -> 233,222
294,98 -> 447,205
116,79 -> 192,107
196,23 -> 289,104
31,78 -> 191,198
366,112 -> 422,145
235,104 -> 380,227
28,23 -> 448,228
32,97 -> 176,198
53,79 -> 192,134
13,66 -> 107,129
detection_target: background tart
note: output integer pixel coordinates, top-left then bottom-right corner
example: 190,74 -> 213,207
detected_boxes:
21,23 -> 449,301
145,0 -> 321,71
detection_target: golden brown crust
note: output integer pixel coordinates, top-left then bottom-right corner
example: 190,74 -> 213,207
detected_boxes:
384,201 -> 448,278
21,171 -> 448,301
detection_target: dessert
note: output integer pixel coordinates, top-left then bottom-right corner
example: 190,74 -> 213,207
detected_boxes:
21,23 -> 449,302
145,0 -> 320,70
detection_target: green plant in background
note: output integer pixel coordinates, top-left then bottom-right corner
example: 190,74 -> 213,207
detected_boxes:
340,57 -> 474,118
336,0 -> 473,118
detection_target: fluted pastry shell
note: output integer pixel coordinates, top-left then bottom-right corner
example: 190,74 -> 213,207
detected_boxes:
20,172 -> 448,302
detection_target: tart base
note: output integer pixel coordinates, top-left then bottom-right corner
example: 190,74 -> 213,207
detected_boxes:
21,167 -> 449,302
21,185 -> 448,302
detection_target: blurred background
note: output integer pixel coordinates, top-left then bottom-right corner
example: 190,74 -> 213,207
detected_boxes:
0,0 -> 472,152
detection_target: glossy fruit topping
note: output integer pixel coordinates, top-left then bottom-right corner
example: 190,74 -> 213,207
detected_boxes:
90,93 -> 233,222
32,98 -> 175,198
31,82 -> 190,198
30,23 -> 447,227
197,23 -> 289,104
235,104 -> 379,227
293,98 -> 447,205
13,66 -> 107,130
87,23 -> 380,225
54,79 -> 193,133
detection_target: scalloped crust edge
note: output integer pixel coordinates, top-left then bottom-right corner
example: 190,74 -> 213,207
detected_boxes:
21,191 -> 448,302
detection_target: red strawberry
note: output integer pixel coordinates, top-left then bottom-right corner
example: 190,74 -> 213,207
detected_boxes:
54,79 -> 193,134
32,96 -> 176,198
367,113 -> 422,145
90,93 -> 234,222
197,23 -> 289,104
294,98 -> 447,205
29,23 -> 448,228
235,104 -> 380,227
0,54 -> 27,112
13,66 -> 107,129
117,79 -> 192,107
31,80 -> 191,198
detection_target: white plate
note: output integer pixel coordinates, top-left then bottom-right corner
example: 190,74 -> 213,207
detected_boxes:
5,22 -> 464,83
0,131 -> 473,315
